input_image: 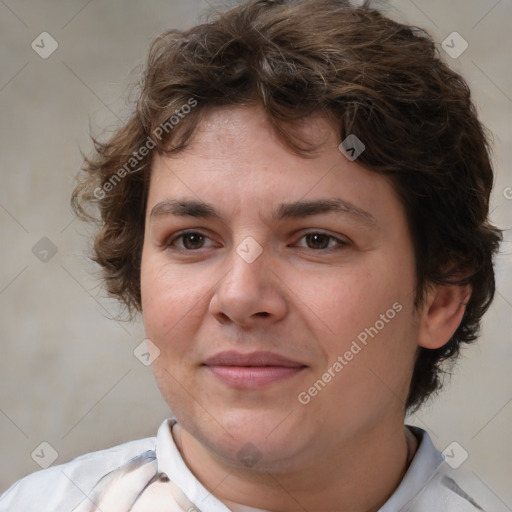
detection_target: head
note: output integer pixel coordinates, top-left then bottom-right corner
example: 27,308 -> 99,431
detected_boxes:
73,0 -> 501,462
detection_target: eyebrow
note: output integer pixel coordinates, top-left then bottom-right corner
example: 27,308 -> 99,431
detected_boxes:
149,198 -> 377,227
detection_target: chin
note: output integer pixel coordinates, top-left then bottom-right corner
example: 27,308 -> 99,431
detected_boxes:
182,405 -> 311,469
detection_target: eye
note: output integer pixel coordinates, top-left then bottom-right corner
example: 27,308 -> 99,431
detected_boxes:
165,230 -> 215,251
295,231 -> 349,250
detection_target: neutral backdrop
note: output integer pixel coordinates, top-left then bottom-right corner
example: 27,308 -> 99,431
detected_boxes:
1,0 -> 511,509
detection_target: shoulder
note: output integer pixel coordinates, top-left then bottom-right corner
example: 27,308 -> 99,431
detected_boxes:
411,465 -> 486,511
0,436 -> 157,512
403,426 -> 485,511
383,427 -> 487,512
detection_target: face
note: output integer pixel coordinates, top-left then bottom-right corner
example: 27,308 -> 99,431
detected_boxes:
141,105 -> 421,470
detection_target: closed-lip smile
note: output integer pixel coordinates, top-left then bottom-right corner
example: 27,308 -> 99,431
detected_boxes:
203,351 -> 307,388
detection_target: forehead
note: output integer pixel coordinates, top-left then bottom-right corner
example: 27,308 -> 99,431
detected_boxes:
188,105 -> 337,152
146,105 -> 405,229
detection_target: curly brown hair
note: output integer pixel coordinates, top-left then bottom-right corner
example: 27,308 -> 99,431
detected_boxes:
72,0 -> 502,411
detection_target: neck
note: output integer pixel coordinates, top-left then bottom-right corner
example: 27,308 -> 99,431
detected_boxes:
173,419 -> 418,512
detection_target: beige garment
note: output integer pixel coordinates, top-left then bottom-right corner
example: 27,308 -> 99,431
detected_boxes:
72,452 -> 200,512
130,475 -> 201,512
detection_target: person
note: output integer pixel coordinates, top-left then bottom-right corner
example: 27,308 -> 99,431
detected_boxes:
0,0 -> 502,510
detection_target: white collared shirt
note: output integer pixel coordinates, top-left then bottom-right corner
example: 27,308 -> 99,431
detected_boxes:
0,418 -> 485,511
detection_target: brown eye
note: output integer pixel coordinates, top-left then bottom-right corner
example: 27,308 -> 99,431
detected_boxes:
297,231 -> 349,250
181,232 -> 205,250
165,231 -> 214,251
305,233 -> 331,249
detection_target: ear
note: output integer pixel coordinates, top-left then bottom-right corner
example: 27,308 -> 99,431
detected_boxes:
417,283 -> 471,349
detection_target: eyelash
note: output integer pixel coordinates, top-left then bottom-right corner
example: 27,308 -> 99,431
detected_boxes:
164,230 -> 349,252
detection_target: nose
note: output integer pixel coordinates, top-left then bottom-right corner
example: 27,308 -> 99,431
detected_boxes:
208,242 -> 288,328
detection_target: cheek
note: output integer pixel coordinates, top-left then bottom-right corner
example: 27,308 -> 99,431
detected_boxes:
307,253 -> 417,367
141,256 -> 203,339
140,258 -> 213,410
302,265 -> 390,337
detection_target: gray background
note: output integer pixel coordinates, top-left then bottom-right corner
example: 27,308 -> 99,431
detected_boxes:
1,0 -> 511,509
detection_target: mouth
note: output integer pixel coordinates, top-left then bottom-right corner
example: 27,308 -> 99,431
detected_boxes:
202,351 -> 307,389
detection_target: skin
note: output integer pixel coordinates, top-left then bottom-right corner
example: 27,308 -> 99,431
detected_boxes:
140,105 -> 469,512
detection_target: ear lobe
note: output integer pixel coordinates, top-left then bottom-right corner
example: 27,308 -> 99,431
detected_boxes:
417,284 -> 471,350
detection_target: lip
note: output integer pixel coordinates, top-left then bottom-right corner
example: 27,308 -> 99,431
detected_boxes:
204,350 -> 305,367
203,351 -> 307,389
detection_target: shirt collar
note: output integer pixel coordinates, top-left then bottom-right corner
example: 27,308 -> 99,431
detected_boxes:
155,417 -> 235,512
378,425 -> 445,511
